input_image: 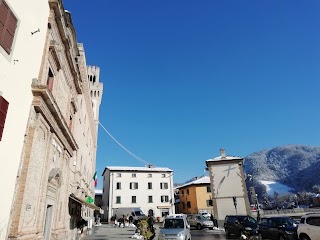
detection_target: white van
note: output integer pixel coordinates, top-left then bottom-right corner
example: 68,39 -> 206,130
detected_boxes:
113,207 -> 147,221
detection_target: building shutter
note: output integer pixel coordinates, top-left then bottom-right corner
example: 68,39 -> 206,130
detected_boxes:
0,1 -> 7,35
0,0 -> 17,54
0,96 -> 9,141
0,0 -> 9,26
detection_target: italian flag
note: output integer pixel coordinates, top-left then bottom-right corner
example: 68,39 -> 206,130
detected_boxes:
92,170 -> 97,187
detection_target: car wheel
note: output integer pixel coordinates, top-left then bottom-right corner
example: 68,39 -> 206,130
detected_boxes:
196,223 -> 202,230
299,235 -> 311,240
209,227 -> 213,230
225,228 -> 230,236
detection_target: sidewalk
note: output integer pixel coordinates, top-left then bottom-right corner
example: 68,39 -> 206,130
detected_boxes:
83,223 -> 161,240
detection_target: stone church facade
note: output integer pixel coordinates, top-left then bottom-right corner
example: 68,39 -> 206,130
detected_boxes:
5,0 -> 103,239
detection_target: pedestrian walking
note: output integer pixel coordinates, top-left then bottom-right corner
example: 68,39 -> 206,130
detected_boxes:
129,214 -> 134,226
76,217 -> 87,234
210,213 -> 218,228
147,214 -> 155,240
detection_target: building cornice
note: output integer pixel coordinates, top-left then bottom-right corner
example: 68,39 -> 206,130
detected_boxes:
32,83 -> 78,155
49,0 -> 82,94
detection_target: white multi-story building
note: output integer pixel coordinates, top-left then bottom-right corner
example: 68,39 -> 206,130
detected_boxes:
102,166 -> 175,222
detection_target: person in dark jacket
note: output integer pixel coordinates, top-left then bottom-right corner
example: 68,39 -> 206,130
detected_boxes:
147,214 -> 154,229
129,214 -> 134,226
76,218 -> 87,233
147,214 -> 155,240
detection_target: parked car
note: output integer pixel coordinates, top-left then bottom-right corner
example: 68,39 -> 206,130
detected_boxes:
224,215 -> 258,237
257,216 -> 298,240
297,213 -> 320,240
187,214 -> 214,230
200,212 -> 211,219
158,214 -> 192,240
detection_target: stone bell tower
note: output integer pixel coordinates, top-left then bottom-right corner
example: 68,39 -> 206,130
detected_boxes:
206,149 -> 250,225
87,65 -> 103,132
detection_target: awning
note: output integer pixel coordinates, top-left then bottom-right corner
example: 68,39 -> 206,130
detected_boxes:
70,194 -> 100,210
157,206 -> 171,209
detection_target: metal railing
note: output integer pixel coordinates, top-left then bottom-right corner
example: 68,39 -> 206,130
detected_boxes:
262,207 -> 320,216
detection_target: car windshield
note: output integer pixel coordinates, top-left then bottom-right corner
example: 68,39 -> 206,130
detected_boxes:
237,216 -> 257,224
164,219 -> 185,229
196,215 -> 207,220
134,211 -> 144,216
274,218 -> 295,226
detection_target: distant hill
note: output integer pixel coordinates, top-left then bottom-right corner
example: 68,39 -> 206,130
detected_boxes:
244,144 -> 320,192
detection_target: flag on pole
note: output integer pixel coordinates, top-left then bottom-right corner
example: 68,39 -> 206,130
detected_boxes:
92,170 -> 97,187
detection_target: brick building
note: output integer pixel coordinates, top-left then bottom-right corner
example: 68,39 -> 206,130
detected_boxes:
0,0 -> 103,239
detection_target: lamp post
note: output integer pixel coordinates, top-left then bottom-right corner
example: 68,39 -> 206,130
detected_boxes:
247,174 -> 260,221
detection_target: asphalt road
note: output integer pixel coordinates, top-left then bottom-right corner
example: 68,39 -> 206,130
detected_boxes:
190,229 -> 229,240
83,224 -> 230,240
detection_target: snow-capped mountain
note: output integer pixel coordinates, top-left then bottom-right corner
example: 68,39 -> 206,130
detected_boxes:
244,144 -> 320,192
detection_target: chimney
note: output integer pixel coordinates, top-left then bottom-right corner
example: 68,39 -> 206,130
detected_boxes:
220,148 -> 226,158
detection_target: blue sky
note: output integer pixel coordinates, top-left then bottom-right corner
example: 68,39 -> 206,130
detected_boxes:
63,0 -> 320,187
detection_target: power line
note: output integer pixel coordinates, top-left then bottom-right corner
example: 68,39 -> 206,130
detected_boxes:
99,122 -> 151,166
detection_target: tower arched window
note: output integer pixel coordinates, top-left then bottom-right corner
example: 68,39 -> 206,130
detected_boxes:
98,91 -> 100,97
93,76 -> 96,84
94,91 -> 96,97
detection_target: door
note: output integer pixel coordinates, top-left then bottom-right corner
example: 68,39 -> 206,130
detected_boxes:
258,218 -> 269,238
161,209 -> 169,218
148,209 -> 154,217
268,219 -> 278,239
44,205 -> 54,239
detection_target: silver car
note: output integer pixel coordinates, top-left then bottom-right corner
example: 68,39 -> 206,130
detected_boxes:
158,214 -> 192,240
187,214 -> 214,230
